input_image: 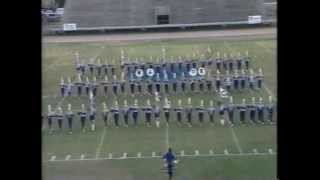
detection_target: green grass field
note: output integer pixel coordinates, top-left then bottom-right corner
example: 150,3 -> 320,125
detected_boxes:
42,37 -> 277,180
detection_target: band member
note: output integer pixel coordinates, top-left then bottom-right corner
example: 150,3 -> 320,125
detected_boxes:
102,102 -> 109,127
147,81 -> 153,95
196,100 -> 205,125
247,97 -> 257,123
112,75 -> 119,95
89,103 -> 96,132
85,77 -> 90,96
78,104 -> 87,132
244,51 -> 250,69
87,59 -> 96,75
181,79 -> 187,93
222,53 -> 228,70
190,79 -> 196,92
65,104 -> 74,134
80,59 -> 86,75
56,106 -> 64,131
207,100 -> 215,125
249,69 -> 256,90
153,104 -> 161,128
110,100 -> 120,127
47,105 -> 54,134
215,71 -> 221,91
237,99 -> 247,124
101,75 -> 110,96
92,76 -> 98,97
240,69 -> 247,90
122,100 -> 130,127
120,72 -> 126,94
75,73 -> 84,96
96,59 -> 102,77
174,99 -> 183,126
255,68 -> 264,89
228,54 -> 234,71
163,98 -> 171,123
267,96 -> 275,123
224,70 -> 233,92
143,99 -> 153,127
66,77 -> 73,96
218,101 -> 227,119
185,98 -> 193,127
216,53 -> 222,71
60,77 -> 66,97
236,52 -> 243,70
257,97 -> 265,124
131,99 -> 139,126
233,70 -> 240,90
227,97 -> 235,125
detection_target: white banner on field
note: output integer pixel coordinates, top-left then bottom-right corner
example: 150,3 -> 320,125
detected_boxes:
248,15 -> 262,24
63,23 -> 77,31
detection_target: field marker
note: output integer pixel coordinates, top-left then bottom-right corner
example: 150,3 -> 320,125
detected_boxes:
49,156 -> 56,161
43,152 -> 277,163
195,150 -> 199,156
95,127 -> 107,159
80,154 -> 85,160
268,148 -> 273,154
209,150 -> 214,155
165,123 -> 170,149
253,149 -> 258,154
108,153 -> 113,159
137,152 -> 141,158
225,113 -> 243,154
65,155 -> 71,160
152,152 -> 156,157
224,149 -> 229,155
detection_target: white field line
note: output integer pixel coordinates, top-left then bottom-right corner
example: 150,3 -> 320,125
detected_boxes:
224,114 -> 243,154
165,123 -> 170,150
95,127 -> 107,159
44,152 -> 276,163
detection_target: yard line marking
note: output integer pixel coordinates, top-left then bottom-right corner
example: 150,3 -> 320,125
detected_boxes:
225,114 -> 243,153
65,155 -> 71,160
43,152 -> 277,163
180,150 -> 185,157
95,127 -> 107,159
80,154 -> 85,160
165,123 -> 170,149
268,148 -> 273,154
195,150 -> 199,156
137,152 -> 142,158
224,149 -> 229,155
49,156 -> 56,161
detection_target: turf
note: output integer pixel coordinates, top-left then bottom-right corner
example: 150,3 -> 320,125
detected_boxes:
42,37 -> 277,180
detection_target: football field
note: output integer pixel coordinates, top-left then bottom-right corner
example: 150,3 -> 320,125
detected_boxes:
42,37 -> 277,180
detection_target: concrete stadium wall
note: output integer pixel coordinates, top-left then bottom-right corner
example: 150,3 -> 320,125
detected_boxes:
63,0 -> 274,28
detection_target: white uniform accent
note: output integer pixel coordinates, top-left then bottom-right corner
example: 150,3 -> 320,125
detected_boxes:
122,153 -> 127,159
152,152 -> 156,157
253,149 -> 258,154
224,149 -> 229,155
50,156 -> 56,161
108,153 -> 113,158
268,148 -> 273,154
209,150 -> 214,155
80,154 -> 85,160
65,155 -> 71,160
195,150 -> 199,156
137,152 -> 142,158
180,150 -> 185,156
